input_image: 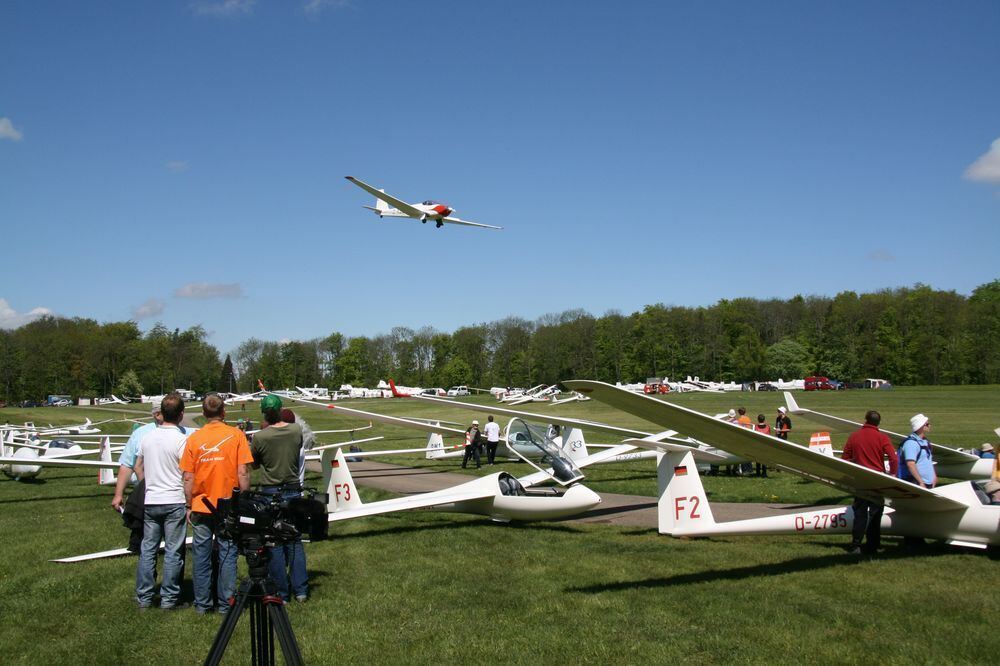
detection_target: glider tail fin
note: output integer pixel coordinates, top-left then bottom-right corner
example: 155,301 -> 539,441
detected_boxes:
375,190 -> 390,213
322,447 -> 363,513
784,391 -> 801,413
657,451 -> 716,536
562,427 -> 590,461
424,431 -> 446,459
98,436 -> 115,485
388,379 -> 407,398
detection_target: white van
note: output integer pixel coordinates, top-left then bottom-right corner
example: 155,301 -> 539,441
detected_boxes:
447,385 -> 470,397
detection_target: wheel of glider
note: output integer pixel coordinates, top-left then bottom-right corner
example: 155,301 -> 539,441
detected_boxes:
436,220 -> 443,228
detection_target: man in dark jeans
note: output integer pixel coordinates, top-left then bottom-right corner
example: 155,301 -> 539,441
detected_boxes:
462,420 -> 483,469
841,410 -> 899,555
251,394 -> 309,601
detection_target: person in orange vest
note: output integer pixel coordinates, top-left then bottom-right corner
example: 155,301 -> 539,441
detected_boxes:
753,414 -> 771,478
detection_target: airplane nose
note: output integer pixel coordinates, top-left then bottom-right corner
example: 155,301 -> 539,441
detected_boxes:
565,484 -> 602,512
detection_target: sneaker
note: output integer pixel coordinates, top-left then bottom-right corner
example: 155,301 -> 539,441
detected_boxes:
847,546 -> 862,555
161,602 -> 191,611
295,595 -> 308,603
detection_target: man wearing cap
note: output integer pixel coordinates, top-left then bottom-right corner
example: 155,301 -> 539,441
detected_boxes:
181,393 -> 253,615
112,398 -> 166,553
842,410 -> 899,555
251,394 -> 309,601
775,407 -> 792,440
898,414 -> 936,489
463,419 -> 483,469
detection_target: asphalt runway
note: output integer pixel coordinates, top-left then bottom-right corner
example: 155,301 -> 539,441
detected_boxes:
306,459 -> 836,529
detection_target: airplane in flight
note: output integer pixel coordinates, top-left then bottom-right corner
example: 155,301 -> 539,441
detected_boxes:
566,380 -> 1000,550
345,176 -> 502,230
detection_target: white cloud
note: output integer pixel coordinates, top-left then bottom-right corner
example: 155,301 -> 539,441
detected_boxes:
131,298 -> 166,320
174,282 -> 244,299
192,0 -> 256,17
303,0 -> 351,15
866,248 -> 896,263
0,298 -> 53,328
165,160 -> 189,173
963,137 -> 1000,184
0,117 -> 23,142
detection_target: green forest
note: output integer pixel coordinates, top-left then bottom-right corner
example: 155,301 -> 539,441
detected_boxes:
2,281 -> 998,402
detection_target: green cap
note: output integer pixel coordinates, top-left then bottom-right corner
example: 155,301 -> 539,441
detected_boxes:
261,394 -> 283,411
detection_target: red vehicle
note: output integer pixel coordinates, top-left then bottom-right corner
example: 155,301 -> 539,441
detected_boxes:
804,376 -> 836,391
643,379 -> 670,395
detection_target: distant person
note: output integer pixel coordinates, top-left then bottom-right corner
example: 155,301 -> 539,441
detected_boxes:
898,414 -> 935,488
842,410 -> 899,555
134,392 -> 190,610
736,408 -> 754,474
181,393 -> 252,615
484,415 -> 501,465
775,407 -> 792,440
251,395 -> 308,601
753,414 -> 770,478
979,443 -> 995,459
463,419 -> 483,469
112,398 -> 164,553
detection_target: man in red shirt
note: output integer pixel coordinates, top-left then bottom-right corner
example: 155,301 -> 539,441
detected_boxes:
841,410 -> 899,555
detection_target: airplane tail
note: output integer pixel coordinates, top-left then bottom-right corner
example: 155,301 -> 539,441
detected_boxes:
784,391 -> 801,413
657,450 -> 716,536
374,190 -> 390,213
561,427 -> 590,462
322,448 -> 363,513
388,379 -> 407,398
424,431 -> 446,459
98,436 -> 115,485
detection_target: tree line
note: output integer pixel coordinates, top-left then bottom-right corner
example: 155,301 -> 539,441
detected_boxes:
2,281 -> 998,402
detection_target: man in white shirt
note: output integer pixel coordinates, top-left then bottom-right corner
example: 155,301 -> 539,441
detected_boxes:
484,415 -> 501,465
133,392 -> 190,610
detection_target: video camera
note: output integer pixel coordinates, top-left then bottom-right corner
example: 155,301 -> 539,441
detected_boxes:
213,488 -> 328,549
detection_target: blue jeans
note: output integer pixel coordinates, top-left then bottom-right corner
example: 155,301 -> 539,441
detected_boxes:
136,503 -> 187,607
260,487 -> 308,600
192,514 -> 239,613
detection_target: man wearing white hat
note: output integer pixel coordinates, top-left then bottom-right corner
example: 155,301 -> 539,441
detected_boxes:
898,413 -> 936,489
979,443 -> 995,459
774,406 -> 792,440
462,419 -> 483,469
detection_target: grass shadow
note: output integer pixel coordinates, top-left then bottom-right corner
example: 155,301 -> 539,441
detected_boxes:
566,547 -> 954,594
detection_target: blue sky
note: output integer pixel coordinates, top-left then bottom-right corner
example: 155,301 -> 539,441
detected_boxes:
2,1 -> 998,355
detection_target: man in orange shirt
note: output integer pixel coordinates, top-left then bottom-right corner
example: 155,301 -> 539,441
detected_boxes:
181,393 -> 253,615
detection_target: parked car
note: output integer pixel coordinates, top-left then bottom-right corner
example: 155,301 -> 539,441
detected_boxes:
447,385 -> 470,397
804,376 -> 839,391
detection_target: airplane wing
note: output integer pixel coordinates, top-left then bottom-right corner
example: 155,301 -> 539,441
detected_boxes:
441,216 -> 503,231
784,392 -> 980,467
275,393 -> 469,438
327,486 -> 494,522
567,380 -> 966,512
51,536 -> 194,564
0,455 -> 119,469
414,394 -> 650,440
345,176 -> 425,218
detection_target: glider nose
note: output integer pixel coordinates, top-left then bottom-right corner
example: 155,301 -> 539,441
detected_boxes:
563,484 -> 602,513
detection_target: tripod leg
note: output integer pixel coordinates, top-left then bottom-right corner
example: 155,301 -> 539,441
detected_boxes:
267,602 -> 305,666
204,583 -> 253,666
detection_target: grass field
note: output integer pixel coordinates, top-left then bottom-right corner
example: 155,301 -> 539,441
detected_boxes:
1,386 -> 998,663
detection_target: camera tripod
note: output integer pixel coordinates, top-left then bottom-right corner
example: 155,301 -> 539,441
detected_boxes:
204,545 -> 303,666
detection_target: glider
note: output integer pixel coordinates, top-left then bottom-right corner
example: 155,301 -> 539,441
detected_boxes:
345,175 -> 502,230
567,380 -> 1000,549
